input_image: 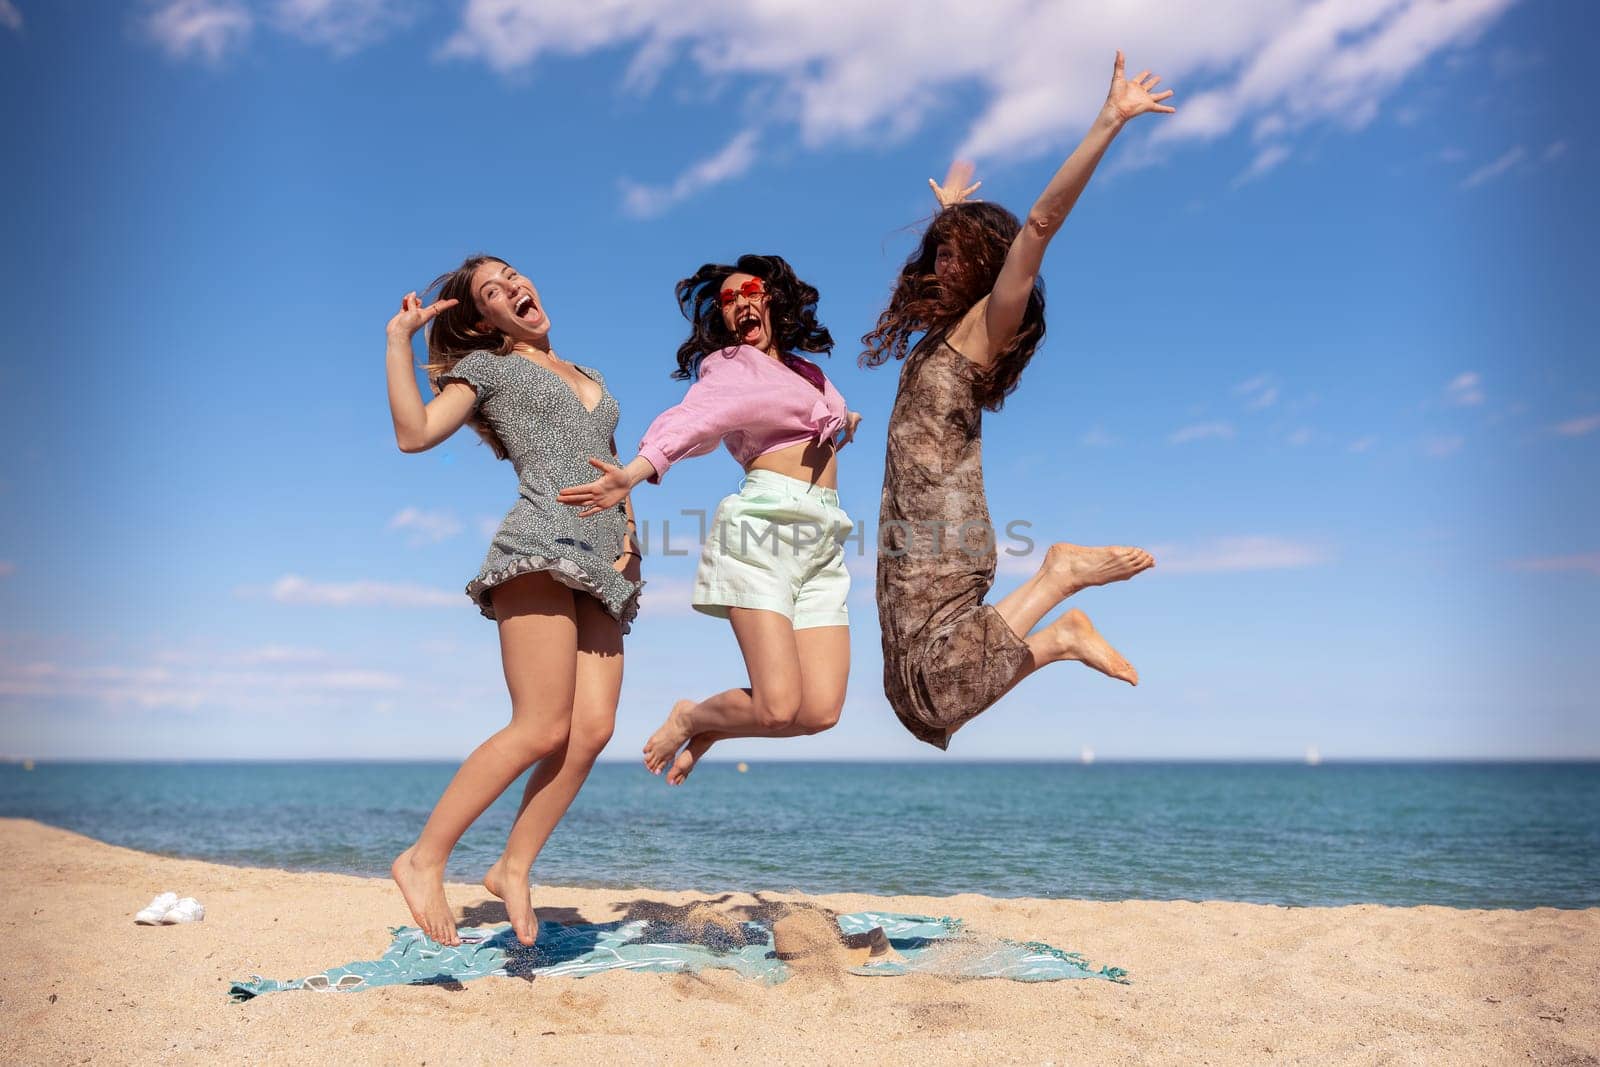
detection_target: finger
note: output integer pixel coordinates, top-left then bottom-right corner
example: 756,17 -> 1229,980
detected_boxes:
1155,104 -> 1177,114
1133,70 -> 1150,86
962,180 -> 982,198
1144,75 -> 1161,90
942,159 -> 975,191
1113,49 -> 1125,78
588,457 -> 609,472
1152,89 -> 1175,102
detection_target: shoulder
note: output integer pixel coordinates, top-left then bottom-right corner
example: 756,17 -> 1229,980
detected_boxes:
438,349 -> 505,394
695,345 -> 752,379
945,297 -> 991,362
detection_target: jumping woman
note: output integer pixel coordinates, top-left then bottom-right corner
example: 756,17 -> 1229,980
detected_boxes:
863,52 -> 1171,749
559,254 -> 861,785
384,256 -> 642,945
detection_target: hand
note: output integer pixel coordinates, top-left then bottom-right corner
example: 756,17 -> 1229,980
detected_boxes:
1104,50 -> 1176,124
834,411 -> 863,451
557,457 -> 634,518
928,160 -> 982,209
387,292 -> 458,340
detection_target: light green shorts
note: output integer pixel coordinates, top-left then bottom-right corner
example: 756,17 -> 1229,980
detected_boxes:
692,469 -> 854,629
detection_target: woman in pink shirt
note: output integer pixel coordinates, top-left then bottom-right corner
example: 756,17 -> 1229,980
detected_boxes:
560,254 -> 861,784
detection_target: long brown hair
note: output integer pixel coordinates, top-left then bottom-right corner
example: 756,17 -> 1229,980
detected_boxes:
859,202 -> 1046,411
420,254 -> 514,460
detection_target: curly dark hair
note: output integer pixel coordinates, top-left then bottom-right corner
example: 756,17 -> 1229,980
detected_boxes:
859,202 -> 1046,412
672,254 -> 833,380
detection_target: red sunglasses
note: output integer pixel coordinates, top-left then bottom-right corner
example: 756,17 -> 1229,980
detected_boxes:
717,279 -> 767,307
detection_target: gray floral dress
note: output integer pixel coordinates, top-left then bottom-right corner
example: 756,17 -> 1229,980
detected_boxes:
440,350 -> 641,631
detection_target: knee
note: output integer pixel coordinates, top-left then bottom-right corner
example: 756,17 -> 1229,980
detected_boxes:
498,714 -> 571,765
567,719 -> 615,762
794,698 -> 844,735
751,688 -> 802,731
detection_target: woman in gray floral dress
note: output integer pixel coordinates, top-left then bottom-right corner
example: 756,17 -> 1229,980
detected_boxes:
863,53 -> 1171,749
383,254 -> 641,948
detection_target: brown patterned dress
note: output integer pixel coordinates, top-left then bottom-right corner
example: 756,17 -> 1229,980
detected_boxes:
877,333 -> 1032,748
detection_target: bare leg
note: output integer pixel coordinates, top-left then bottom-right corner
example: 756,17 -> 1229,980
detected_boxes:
391,573 -> 578,946
484,595 -> 622,944
666,624 -> 849,784
993,543 -> 1154,639
642,608 -> 803,773
941,608 -> 1137,746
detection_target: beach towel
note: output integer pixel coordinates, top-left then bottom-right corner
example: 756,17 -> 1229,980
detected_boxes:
228,911 -> 1127,1001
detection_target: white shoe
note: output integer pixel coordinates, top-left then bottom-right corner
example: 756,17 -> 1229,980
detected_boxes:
135,892 -> 179,925
161,897 -> 205,924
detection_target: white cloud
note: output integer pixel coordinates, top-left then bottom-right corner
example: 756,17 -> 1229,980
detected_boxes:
1233,375 -> 1279,410
0,0 -> 21,32
632,576 -> 698,616
1460,144 -> 1525,189
440,0 -> 1513,212
144,0 -> 253,64
620,129 -> 761,219
272,0 -> 412,54
1169,421 -> 1236,444
1080,425 -> 1116,448
1286,427 -> 1313,446
1151,535 -> 1329,574
250,574 -> 462,608
1511,554 -> 1600,577
0,647 -> 404,714
1232,144 -> 1292,187
1543,140 -> 1568,163
1444,370 -> 1483,406
1553,414 -> 1600,437
388,506 -> 463,546
1424,434 -> 1463,458
1348,434 -> 1378,453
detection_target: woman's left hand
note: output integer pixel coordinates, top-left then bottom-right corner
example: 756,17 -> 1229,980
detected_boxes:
834,411 -> 863,450
558,458 -> 633,517
1104,50 -> 1176,123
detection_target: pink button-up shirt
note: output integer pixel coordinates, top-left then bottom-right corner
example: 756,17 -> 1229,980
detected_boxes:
638,345 -> 849,482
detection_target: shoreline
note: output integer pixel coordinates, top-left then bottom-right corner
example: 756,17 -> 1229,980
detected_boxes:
3,818 -> 1597,1064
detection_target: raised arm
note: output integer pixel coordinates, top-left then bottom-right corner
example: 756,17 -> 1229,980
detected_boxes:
979,50 -> 1175,362
386,291 -> 474,453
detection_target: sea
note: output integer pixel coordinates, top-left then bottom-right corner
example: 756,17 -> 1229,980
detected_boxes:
2,760 -> 1595,909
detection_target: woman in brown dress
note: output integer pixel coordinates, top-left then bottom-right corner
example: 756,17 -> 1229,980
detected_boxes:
862,52 -> 1172,748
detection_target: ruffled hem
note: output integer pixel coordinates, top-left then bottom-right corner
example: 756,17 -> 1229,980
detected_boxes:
466,555 -> 642,634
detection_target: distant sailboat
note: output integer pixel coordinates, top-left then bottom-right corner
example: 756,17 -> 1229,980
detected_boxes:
1304,745 -> 1322,766
1080,746 -> 1095,765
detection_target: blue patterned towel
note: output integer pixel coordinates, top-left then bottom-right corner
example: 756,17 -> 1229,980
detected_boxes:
228,910 -> 1127,1001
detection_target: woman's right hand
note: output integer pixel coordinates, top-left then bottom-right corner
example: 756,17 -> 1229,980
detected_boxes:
387,291 -> 457,340
558,458 -> 635,518
928,159 -> 982,209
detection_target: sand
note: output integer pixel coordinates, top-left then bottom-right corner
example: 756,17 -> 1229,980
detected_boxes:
1,818 -> 1595,1065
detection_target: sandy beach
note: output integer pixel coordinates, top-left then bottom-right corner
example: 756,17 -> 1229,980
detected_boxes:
1,817 -> 1595,1065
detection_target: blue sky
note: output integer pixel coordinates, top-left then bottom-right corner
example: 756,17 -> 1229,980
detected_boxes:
0,0 -> 1595,761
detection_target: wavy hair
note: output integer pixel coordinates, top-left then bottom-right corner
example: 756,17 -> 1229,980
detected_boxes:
859,202 -> 1045,411
672,254 -> 833,380
419,254 -> 514,460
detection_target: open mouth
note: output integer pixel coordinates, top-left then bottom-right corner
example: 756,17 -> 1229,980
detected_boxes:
736,311 -> 761,343
514,294 -> 541,323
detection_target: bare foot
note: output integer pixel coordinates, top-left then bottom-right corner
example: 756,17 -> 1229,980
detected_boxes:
1039,542 -> 1154,599
1049,608 -> 1139,685
643,699 -> 696,775
666,734 -> 717,786
483,857 -> 537,946
391,846 -> 459,946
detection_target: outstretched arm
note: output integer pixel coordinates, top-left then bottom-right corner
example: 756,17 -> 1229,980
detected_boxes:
386,291 -> 474,453
979,50 -> 1175,363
